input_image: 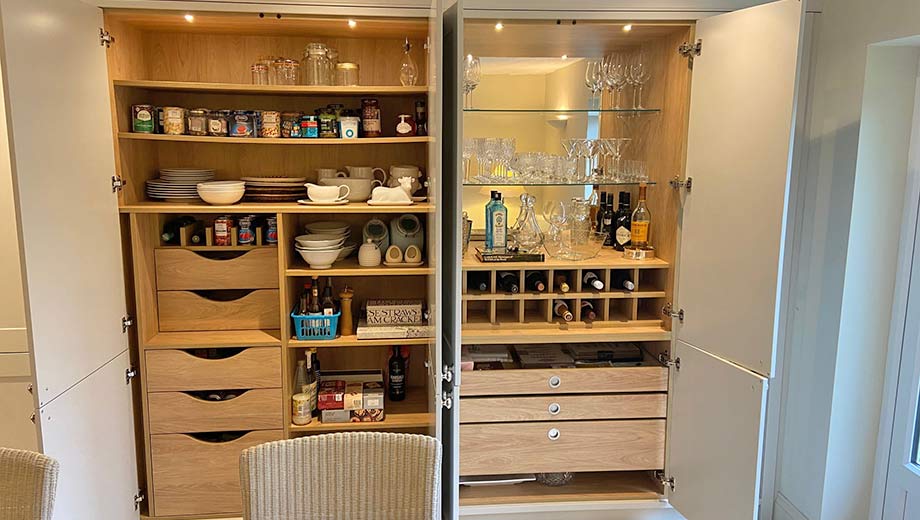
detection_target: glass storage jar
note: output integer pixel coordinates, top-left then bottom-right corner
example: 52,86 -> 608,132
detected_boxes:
186,108 -> 209,136
326,47 -> 339,85
302,43 -> 329,86
257,55 -> 277,84
272,58 -> 300,86
251,63 -> 269,85
335,63 -> 359,86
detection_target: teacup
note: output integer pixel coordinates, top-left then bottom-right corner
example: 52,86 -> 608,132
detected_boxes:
316,168 -> 346,181
388,165 -> 422,192
319,177 -> 382,202
306,183 -> 351,203
345,165 -> 387,184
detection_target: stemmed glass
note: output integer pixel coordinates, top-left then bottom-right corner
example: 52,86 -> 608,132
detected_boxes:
603,55 -> 628,110
584,60 -> 604,110
463,55 -> 481,108
628,56 -> 651,109
462,139 -> 475,181
604,138 -> 631,180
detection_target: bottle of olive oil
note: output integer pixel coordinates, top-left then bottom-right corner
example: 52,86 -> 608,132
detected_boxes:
485,190 -> 508,252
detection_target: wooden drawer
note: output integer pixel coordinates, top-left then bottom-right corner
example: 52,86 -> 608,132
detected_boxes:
151,429 -> 283,517
460,420 -> 665,476
148,388 -> 283,434
146,347 -> 281,392
157,289 -> 280,332
460,394 -> 667,423
459,366 -> 668,396
155,248 -> 279,291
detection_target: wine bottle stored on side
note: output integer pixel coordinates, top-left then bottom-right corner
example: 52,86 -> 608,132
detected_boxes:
631,182 -> 651,248
388,346 -> 407,402
580,301 -> 597,321
612,271 -> 636,291
525,272 -> 547,292
497,271 -> 520,293
553,300 -> 574,322
161,216 -> 196,244
614,192 -> 632,251
582,271 -> 605,290
467,271 -> 489,292
554,274 -> 571,293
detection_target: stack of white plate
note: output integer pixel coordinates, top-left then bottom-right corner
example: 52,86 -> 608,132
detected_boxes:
146,168 -> 216,201
304,221 -> 357,260
294,233 -> 347,269
197,180 -> 246,205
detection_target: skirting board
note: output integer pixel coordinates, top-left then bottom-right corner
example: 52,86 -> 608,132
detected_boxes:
460,499 -> 684,519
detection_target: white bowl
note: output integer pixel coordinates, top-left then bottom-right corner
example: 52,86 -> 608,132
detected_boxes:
198,180 -> 245,188
297,248 -> 342,269
295,234 -> 347,248
337,242 -> 358,260
296,244 -> 343,252
305,221 -> 351,234
197,186 -> 244,205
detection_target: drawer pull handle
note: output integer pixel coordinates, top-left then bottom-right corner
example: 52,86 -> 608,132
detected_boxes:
548,403 -> 561,415
547,428 -> 561,441
548,375 -> 561,389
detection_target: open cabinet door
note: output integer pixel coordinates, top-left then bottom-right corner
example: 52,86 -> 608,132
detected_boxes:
0,0 -> 138,517
668,1 -> 804,519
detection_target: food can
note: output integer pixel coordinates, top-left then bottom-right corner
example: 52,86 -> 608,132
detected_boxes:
229,111 -> 254,138
361,98 -> 381,137
163,106 -> 186,135
266,217 -> 278,244
187,108 -> 209,136
260,111 -> 281,138
214,216 -> 233,246
238,216 -> 254,244
300,115 -> 318,138
207,111 -> 228,137
281,111 -> 302,138
131,105 -> 155,133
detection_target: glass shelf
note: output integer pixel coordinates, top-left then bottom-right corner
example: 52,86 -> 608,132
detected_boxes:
463,108 -> 660,114
463,181 -> 656,187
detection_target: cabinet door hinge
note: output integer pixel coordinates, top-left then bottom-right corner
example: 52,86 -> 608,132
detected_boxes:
658,353 -> 681,371
441,364 -> 454,384
669,176 -> 692,192
440,390 -> 454,410
678,39 -> 702,59
99,28 -> 114,48
655,471 -> 676,492
112,176 -> 126,193
125,366 -> 138,385
662,303 -> 684,323
134,489 -> 145,510
122,315 -> 134,333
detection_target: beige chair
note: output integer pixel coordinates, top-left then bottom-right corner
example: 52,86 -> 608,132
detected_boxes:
0,448 -> 59,520
240,432 -> 441,520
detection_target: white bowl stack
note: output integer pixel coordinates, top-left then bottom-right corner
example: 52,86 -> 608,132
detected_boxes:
304,221 -> 357,261
295,233 -> 347,269
197,180 -> 246,205
146,168 -> 216,202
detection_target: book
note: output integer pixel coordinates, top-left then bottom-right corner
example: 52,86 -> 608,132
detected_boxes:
356,320 -> 435,340
475,247 -> 544,263
565,343 -> 644,363
513,345 -> 575,368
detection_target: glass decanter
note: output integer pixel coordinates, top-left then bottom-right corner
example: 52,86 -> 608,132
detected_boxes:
399,38 -> 419,87
512,193 -> 544,253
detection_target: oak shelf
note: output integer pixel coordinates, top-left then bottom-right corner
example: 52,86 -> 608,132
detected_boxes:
143,329 -> 283,349
118,132 -> 432,145
114,80 -> 429,96
462,247 -> 669,270
287,257 -> 433,277
120,201 -> 434,214
461,326 -> 672,345
462,290 -> 667,301
288,335 -> 432,348
288,389 -> 432,434
458,471 -> 663,507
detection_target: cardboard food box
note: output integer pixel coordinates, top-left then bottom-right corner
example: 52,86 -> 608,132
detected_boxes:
365,299 -> 424,325
318,370 -> 385,423
356,320 -> 435,339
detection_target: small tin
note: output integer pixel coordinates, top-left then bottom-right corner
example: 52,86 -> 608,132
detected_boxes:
260,111 -> 281,138
155,107 -> 165,134
131,105 -> 155,133
163,106 -> 186,135
187,108 -> 209,136
238,217 -> 254,245
281,111 -> 302,138
622,245 -> 656,261
317,108 -> 337,138
300,115 -> 318,138
266,217 -> 278,244
229,111 -> 254,138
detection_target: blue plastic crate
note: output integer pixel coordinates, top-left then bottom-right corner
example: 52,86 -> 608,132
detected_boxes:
291,309 -> 340,340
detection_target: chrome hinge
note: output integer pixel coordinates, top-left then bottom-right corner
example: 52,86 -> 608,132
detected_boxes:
440,390 -> 454,410
29,412 -> 36,424
662,303 -> 684,323
125,366 -> 138,384
658,353 -> 681,371
669,176 -> 692,192
655,471 -> 676,492
122,316 -> 134,333
678,39 -> 702,59
134,490 -> 145,510
441,365 -> 454,384
99,28 -> 114,48
112,176 -> 126,193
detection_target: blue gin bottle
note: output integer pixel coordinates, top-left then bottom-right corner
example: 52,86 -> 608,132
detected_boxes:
485,190 -> 508,252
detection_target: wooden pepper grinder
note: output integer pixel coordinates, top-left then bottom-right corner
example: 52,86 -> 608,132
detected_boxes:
339,286 -> 355,337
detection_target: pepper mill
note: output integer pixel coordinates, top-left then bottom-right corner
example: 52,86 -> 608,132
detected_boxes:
339,286 -> 355,336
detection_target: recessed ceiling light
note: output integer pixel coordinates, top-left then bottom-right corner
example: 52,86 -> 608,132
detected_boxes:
561,54 -> 568,60
347,19 -> 357,28
623,24 -> 633,32
184,14 -> 194,22
494,22 -> 504,31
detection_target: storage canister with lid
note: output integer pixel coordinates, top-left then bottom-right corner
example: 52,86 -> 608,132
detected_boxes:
187,109 -> 209,136
335,63 -> 359,86
163,106 -> 186,135
361,98 -> 381,137
302,43 -> 329,86
340,110 -> 360,139
260,110 -> 281,138
131,105 -> 155,133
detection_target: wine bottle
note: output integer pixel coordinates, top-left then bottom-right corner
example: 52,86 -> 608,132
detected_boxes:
614,192 -> 632,251
161,216 -> 196,244
601,194 -> 615,247
582,271 -> 605,290
497,271 -> 520,293
310,276 -> 321,314
388,346 -> 407,402
580,301 -> 597,321
321,277 -> 336,316
299,282 -> 311,315
554,274 -> 571,293
304,354 -> 317,415
468,272 -> 489,292
525,272 -> 547,292
631,183 -> 651,248
613,271 -> 636,291
553,300 -> 574,322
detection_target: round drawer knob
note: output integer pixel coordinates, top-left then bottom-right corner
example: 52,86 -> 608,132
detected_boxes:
547,428 -> 561,441
548,403 -> 561,415
548,375 -> 561,389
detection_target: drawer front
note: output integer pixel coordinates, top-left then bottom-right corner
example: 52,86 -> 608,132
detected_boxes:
148,388 -> 283,434
146,347 -> 281,392
155,248 -> 279,291
151,429 -> 283,517
460,367 -> 668,396
460,394 -> 667,423
460,420 -> 665,476
157,289 -> 280,332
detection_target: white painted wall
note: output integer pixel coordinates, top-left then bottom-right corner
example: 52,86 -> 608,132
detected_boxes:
775,2 -> 920,519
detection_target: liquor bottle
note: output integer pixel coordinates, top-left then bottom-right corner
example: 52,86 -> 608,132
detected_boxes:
497,271 -> 520,293
595,192 -> 606,232
388,346 -> 407,402
525,271 -> 547,292
299,282 -> 311,315
614,192 -> 632,251
631,183 -> 651,248
468,271 -> 489,292
613,271 -> 636,291
415,100 -> 427,136
553,300 -> 574,322
294,359 -> 307,393
589,185 -> 600,225
580,301 -> 597,321
601,194 -> 615,246
309,276 -> 321,314
321,277 -> 336,316
161,216 -> 196,244
554,274 -> 571,293
304,354 -> 318,415
485,190 -> 508,252
583,271 -> 605,290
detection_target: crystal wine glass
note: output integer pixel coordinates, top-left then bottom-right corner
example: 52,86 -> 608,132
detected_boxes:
463,55 -> 481,108
462,138 -> 475,182
628,57 -> 652,109
584,60 -> 604,110
603,54 -> 627,110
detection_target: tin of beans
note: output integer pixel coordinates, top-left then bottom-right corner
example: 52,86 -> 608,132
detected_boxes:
260,111 -> 281,138
163,106 -> 186,135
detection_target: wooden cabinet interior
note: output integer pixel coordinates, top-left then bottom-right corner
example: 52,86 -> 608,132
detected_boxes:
106,10 -> 437,518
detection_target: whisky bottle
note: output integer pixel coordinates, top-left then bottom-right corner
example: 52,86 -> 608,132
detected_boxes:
631,183 -> 651,248
553,300 -> 574,322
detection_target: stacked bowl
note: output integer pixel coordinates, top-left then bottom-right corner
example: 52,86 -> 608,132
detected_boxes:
305,221 -> 357,260
197,180 -> 246,205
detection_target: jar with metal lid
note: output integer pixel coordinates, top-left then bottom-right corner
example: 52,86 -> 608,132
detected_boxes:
281,111 -> 303,138
271,58 -> 300,86
207,110 -> 228,136
162,106 -> 186,135
361,98 -> 381,138
302,43 -> 329,86
317,108 -> 338,138
260,110 -> 281,138
257,55 -> 277,84
187,109 -> 209,136
251,63 -> 269,85
396,113 -> 417,137
335,63 -> 359,86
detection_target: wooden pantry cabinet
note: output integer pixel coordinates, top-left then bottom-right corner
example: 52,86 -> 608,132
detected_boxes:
0,0 -> 810,519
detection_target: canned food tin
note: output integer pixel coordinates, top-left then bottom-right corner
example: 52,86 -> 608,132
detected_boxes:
187,108 -> 209,136
229,111 -> 255,138
214,216 -> 233,246
131,105 -> 155,133
260,111 -> 281,138
163,106 -> 186,135
300,115 -> 318,138
281,111 -> 302,138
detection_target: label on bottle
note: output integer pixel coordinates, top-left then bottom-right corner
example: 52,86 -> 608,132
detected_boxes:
303,381 -> 317,406
492,210 -> 506,248
292,395 -> 312,425
631,222 -> 649,244
616,226 -> 632,245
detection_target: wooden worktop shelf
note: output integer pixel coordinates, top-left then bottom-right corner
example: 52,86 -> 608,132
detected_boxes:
459,471 -> 663,507
462,326 -> 671,345
288,335 -> 432,348
287,257 -> 433,277
118,132 -> 432,145
114,80 -> 429,96
462,247 -> 669,270
288,389 -> 432,434
143,329 -> 283,349
120,201 -> 434,214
